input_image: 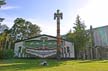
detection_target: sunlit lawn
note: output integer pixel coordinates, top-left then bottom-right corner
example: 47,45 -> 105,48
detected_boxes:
0,59 -> 108,71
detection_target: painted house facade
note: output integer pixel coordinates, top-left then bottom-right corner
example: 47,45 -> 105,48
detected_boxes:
14,34 -> 74,58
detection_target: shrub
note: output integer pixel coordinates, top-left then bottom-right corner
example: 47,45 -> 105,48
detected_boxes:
2,49 -> 14,59
0,49 -> 3,59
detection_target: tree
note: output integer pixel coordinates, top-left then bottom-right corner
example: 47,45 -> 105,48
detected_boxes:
66,29 -> 74,42
23,21 -> 41,38
10,18 -> 41,41
0,0 -> 6,58
66,15 -> 89,59
0,30 -> 8,58
0,29 -> 10,49
73,15 -> 89,59
0,33 -> 4,50
0,34 -> 4,58
0,30 -> 14,58
3,29 -> 11,49
0,0 -> 6,7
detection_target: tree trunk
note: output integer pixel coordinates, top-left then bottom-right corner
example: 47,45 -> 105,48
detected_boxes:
83,49 -> 86,60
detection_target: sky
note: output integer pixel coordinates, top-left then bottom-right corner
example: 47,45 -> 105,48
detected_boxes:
0,0 -> 108,36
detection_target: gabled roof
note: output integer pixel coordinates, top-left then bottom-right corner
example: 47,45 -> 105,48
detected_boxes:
86,25 -> 108,33
93,25 -> 108,30
15,34 -> 72,43
15,34 -> 56,43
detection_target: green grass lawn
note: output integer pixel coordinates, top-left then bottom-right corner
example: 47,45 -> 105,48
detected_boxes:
0,59 -> 108,71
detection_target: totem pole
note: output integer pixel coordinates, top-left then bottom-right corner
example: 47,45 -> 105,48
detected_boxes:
54,9 -> 63,60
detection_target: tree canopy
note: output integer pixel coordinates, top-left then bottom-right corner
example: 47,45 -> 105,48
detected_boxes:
66,15 -> 89,59
10,18 -> 41,41
73,15 -> 89,50
0,0 -> 6,6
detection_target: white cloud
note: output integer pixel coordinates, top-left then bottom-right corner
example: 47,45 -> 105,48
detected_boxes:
77,0 -> 108,28
0,5 -> 20,10
1,17 -> 15,28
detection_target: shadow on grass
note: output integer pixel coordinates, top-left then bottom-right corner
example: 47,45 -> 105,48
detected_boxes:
78,60 -> 94,63
77,59 -> 108,63
99,60 -> 108,63
0,59 -> 66,71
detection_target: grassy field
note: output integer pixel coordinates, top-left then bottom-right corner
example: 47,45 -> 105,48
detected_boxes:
0,59 -> 108,71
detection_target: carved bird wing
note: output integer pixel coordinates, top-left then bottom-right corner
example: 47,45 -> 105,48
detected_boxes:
54,13 -> 57,20
61,13 -> 63,19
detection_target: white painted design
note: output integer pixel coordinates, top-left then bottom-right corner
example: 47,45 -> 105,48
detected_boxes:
26,48 -> 57,58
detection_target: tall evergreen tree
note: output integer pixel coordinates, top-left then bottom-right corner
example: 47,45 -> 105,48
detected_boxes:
73,15 -> 89,59
66,15 -> 89,59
